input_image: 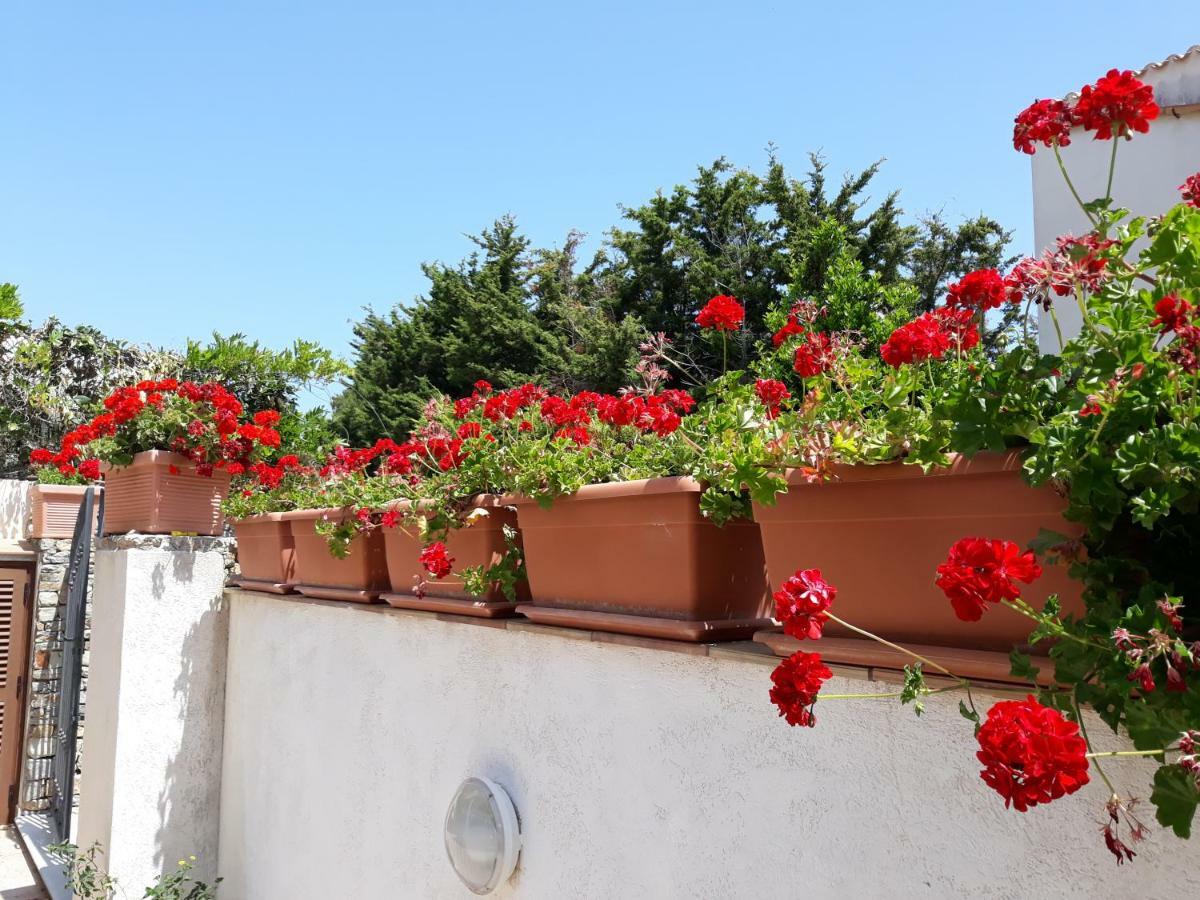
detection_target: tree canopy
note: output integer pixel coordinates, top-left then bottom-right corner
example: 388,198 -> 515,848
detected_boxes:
333,153 -> 1012,444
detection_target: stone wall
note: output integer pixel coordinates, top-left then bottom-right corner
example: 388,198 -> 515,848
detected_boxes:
20,537 -> 91,813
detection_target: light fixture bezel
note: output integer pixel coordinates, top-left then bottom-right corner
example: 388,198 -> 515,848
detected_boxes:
443,776 -> 522,895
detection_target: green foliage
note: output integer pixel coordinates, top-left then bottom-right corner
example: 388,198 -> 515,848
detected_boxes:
900,664 -> 927,717
49,842 -> 219,900
333,154 -> 1010,443
1152,766 -> 1199,838
0,294 -> 344,477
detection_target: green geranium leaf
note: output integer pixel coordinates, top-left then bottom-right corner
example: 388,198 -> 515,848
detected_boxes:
900,664 -> 925,717
1152,765 -> 1199,839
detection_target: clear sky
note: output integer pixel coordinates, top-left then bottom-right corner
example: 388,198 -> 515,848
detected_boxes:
2,2 -> 1193,385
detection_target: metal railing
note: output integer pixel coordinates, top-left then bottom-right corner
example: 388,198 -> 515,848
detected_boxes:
49,486 -> 102,841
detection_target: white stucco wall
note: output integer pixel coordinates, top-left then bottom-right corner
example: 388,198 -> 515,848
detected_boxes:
0,478 -> 32,541
77,537 -> 232,889
219,592 -> 1199,899
1032,51 -> 1200,352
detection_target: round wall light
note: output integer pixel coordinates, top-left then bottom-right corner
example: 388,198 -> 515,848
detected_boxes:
443,777 -> 522,895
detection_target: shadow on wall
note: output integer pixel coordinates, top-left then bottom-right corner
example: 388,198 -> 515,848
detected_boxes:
0,478 -> 32,541
153,570 -> 227,885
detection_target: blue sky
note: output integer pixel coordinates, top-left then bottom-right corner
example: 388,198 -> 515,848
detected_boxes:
2,1 -> 1192,390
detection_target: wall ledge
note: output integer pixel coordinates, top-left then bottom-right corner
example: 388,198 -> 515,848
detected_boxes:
224,588 -> 1036,694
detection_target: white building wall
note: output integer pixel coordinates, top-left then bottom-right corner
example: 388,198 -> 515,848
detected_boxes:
0,478 -> 32,541
1032,50 -> 1200,352
218,592 -> 1200,899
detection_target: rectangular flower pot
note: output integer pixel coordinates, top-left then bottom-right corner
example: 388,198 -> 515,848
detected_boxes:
231,513 -> 296,594
30,484 -> 100,540
280,508 -> 389,603
102,450 -> 231,536
513,477 -> 772,641
380,497 -> 529,617
751,451 -> 1085,652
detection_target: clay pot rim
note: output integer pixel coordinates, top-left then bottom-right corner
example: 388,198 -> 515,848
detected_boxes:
785,449 -> 1025,487
229,511 -> 291,524
278,507 -> 356,524
100,449 -> 231,481
31,483 -> 103,497
382,493 -> 511,514
506,475 -> 702,506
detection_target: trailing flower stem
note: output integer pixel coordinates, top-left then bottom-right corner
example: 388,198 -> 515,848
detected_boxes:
825,611 -> 960,680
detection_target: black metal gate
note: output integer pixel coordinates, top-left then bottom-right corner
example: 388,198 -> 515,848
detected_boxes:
49,486 -> 101,840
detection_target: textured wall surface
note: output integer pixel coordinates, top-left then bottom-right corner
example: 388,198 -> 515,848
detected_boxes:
77,537 -> 233,888
219,592 -> 1199,899
0,479 -> 31,541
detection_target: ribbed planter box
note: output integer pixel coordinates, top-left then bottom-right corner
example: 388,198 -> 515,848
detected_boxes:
230,513 -> 296,594
751,451 -> 1084,652
380,497 -> 529,618
102,451 -> 230,536
30,484 -> 100,539
281,508 -> 389,603
513,477 -> 771,641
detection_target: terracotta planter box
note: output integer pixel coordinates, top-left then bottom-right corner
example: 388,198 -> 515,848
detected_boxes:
751,451 -> 1085,652
102,450 -> 231,536
380,497 -> 529,618
231,513 -> 296,594
513,477 -> 772,641
281,508 -> 389,603
30,484 -> 101,540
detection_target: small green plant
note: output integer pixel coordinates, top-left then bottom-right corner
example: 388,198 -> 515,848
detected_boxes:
49,842 -> 220,899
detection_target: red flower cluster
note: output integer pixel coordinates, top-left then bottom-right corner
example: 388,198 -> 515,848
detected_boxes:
772,314 -> 805,347
935,537 -> 1042,622
1182,172 -> 1200,209
1151,295 -> 1200,375
1006,234 -> 1115,310
695,294 -> 745,332
946,269 -> 1008,311
30,379 -> 279,480
418,542 -> 454,579
1074,69 -> 1159,141
1012,98 -> 1076,154
754,379 -> 791,418
1012,70 -> 1158,154
975,696 -> 1090,811
880,308 -> 979,368
774,568 -> 836,640
792,331 -> 834,378
769,651 -> 833,727
245,455 -> 307,491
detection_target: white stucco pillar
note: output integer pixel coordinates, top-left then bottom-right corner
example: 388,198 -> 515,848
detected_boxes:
76,534 -> 233,889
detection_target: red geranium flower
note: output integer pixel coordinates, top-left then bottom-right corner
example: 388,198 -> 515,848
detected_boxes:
695,295 -> 745,332
936,537 -> 1043,622
1074,69 -> 1159,141
78,459 -> 101,480
946,269 -> 1008,311
252,409 -> 281,427
29,448 -> 54,465
754,379 -> 791,418
976,696 -> 1090,811
792,332 -> 834,378
769,651 -> 833,728
419,542 -> 454,579
1012,98 -> 1076,154
880,313 -> 951,367
774,568 -> 836,640
772,315 -> 805,347
1182,172 -> 1200,208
